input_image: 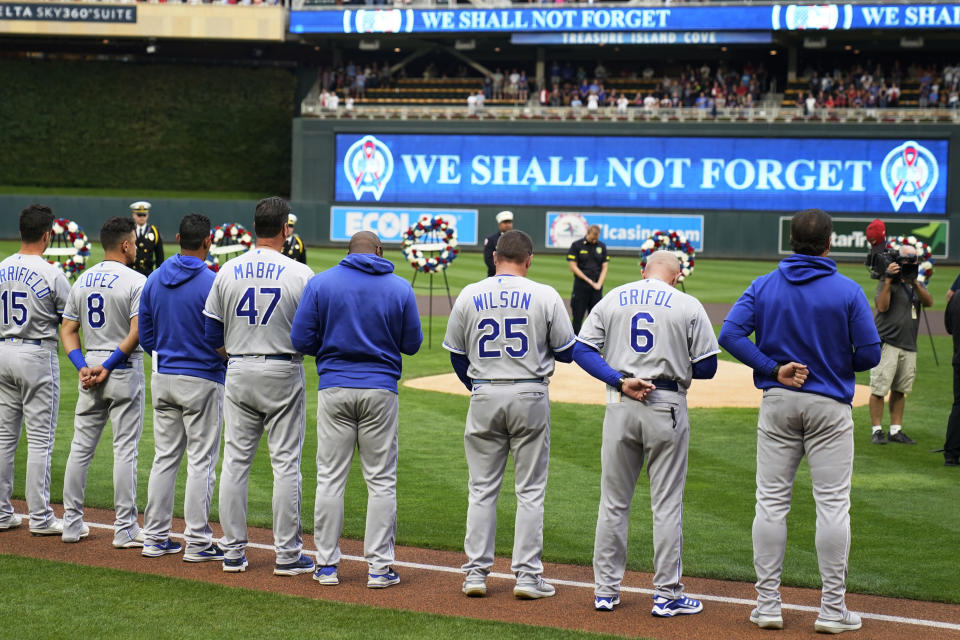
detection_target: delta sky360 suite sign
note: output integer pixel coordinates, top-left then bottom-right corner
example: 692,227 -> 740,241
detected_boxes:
335,134 -> 948,216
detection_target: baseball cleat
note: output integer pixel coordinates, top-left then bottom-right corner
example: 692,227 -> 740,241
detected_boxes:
113,529 -> 146,549
750,608 -> 784,629
274,554 -> 315,577
30,519 -> 64,536
651,595 -> 703,617
313,565 -> 340,586
462,578 -> 487,597
513,578 -> 556,599
871,430 -> 887,445
367,568 -> 400,589
61,524 -> 90,543
814,611 -> 862,634
887,431 -> 916,444
183,544 -> 225,563
222,556 -> 248,573
0,515 -> 22,530
595,595 -> 620,611
142,539 -> 183,557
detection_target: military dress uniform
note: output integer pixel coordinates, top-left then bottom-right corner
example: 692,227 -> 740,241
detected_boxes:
131,202 -> 164,276
282,213 -> 307,264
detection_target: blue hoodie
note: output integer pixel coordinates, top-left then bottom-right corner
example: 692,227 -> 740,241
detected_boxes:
139,255 -> 226,385
290,253 -> 422,393
718,255 -> 880,405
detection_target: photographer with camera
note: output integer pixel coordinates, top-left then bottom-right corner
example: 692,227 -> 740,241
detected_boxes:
869,244 -> 933,445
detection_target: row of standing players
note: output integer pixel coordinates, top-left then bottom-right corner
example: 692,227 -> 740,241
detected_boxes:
0,202 -> 929,634
127,200 -> 307,279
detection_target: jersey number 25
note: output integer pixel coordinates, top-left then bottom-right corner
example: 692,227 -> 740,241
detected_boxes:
477,317 -> 529,358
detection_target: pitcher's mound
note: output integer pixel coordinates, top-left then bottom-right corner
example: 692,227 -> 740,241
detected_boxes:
403,360 -> 872,408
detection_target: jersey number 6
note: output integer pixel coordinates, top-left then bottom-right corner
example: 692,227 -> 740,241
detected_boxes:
630,311 -> 655,354
477,317 -> 529,358
236,287 -> 282,325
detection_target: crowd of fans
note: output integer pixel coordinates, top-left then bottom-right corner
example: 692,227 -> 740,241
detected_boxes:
798,61 -> 960,113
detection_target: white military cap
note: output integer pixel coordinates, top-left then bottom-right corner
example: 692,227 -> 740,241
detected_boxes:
129,201 -> 152,214
288,213 -> 298,225
496,210 -> 514,223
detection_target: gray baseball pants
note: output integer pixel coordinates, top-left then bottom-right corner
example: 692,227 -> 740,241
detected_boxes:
219,357 -> 306,564
0,340 -> 60,530
143,374 -> 224,554
594,389 -> 689,600
62,352 -> 145,546
314,387 -> 399,572
753,388 -> 853,621
462,381 -> 551,583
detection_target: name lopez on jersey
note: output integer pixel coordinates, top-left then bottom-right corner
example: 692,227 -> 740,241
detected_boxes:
472,289 -> 532,311
233,261 -> 287,280
0,264 -> 52,298
619,286 -> 674,308
75,271 -> 121,290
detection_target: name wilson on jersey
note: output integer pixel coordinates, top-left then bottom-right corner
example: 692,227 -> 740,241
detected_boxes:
472,290 -> 533,312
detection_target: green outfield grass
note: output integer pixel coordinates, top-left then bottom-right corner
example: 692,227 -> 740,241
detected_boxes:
2,240 -> 959,607
0,555 -> 627,640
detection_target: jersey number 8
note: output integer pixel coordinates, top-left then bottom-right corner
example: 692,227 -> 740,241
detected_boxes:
477,317 -> 529,358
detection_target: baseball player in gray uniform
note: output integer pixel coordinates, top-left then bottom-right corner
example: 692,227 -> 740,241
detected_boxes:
203,196 -> 315,576
720,209 -> 881,634
60,216 -> 147,547
572,250 -> 719,616
139,214 -> 227,561
443,230 -> 576,600
0,205 -> 72,535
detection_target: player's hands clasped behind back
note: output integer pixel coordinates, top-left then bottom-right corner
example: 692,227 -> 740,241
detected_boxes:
621,378 -> 657,402
776,362 -> 809,389
79,365 -> 109,390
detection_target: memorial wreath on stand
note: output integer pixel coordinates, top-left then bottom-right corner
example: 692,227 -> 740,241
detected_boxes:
639,230 -> 696,288
44,218 -> 92,280
205,221 -> 254,272
401,215 -> 459,273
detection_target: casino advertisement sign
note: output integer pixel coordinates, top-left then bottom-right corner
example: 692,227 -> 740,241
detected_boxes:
335,134 -> 948,216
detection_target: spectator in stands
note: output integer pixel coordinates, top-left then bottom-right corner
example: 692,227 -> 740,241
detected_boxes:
475,89 -> 485,112
507,69 -> 520,100
466,92 -> 477,116
518,71 -> 529,104
492,68 -> 504,100
617,93 -> 629,114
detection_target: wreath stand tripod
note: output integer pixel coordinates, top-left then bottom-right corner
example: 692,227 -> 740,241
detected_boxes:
410,268 -> 454,349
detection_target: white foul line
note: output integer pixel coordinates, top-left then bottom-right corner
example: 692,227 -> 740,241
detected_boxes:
40,517 -> 960,633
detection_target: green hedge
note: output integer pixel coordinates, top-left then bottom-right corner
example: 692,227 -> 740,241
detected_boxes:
0,59 -> 296,194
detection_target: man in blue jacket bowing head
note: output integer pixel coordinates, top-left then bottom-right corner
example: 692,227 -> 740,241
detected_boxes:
290,230 -> 422,590
719,209 -> 881,635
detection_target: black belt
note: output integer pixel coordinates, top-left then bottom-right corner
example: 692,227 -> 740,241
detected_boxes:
5,338 -> 42,345
231,354 -> 293,361
651,378 -> 679,392
472,377 -> 545,385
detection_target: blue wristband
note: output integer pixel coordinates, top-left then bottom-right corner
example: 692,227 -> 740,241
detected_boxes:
101,347 -> 127,372
67,349 -> 88,372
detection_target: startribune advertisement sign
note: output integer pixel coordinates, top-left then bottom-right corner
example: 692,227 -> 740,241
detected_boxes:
778,217 -> 949,257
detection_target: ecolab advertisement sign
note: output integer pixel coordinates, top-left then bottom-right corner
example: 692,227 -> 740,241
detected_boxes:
335,134 -> 947,215
330,206 -> 478,244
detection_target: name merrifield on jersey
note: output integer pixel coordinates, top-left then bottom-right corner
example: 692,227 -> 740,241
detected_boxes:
0,264 -> 53,298
619,286 -> 674,309
472,290 -> 533,312
75,271 -> 122,290
233,261 -> 288,280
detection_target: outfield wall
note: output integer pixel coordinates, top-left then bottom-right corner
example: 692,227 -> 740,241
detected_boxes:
1,118 -> 956,262
292,118 -> 960,261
